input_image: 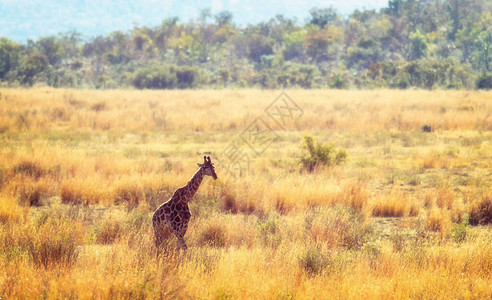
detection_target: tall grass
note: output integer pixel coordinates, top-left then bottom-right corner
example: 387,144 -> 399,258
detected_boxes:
0,88 -> 491,298
370,190 -> 420,217
1,89 -> 490,134
0,195 -> 25,223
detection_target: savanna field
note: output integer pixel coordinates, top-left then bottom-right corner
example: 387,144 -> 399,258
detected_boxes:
0,88 -> 491,299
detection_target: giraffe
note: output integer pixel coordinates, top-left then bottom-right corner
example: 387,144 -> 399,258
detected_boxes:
152,156 -> 218,249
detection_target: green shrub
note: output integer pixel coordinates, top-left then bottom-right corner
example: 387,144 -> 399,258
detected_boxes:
451,222 -> 467,243
131,65 -> 200,89
299,135 -> 347,172
132,65 -> 177,89
298,247 -> 327,275
257,213 -> 282,247
329,75 -> 348,89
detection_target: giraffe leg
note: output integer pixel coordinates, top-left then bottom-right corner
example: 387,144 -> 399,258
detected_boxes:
172,227 -> 188,250
177,236 -> 188,250
170,221 -> 189,250
176,213 -> 191,250
178,224 -> 189,250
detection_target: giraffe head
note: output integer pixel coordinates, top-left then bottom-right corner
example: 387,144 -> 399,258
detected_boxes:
197,156 -> 218,180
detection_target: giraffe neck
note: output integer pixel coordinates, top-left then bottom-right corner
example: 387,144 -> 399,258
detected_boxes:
182,168 -> 205,203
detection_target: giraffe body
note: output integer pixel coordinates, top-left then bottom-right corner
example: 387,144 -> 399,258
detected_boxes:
152,156 -> 217,249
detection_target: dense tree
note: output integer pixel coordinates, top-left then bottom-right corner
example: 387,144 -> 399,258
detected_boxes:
0,0 -> 491,89
305,25 -> 343,63
475,30 -> 492,72
246,34 -> 274,64
309,7 -> 340,28
408,30 -> 428,60
22,52 -> 49,86
0,38 -> 22,81
215,11 -> 233,27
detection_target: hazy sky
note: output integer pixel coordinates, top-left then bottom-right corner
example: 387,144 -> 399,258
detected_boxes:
0,0 -> 389,42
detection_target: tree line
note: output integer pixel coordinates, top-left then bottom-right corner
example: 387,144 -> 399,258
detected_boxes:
1,0 -> 492,90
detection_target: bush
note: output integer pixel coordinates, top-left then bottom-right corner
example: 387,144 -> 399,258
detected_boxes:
132,65 -> 177,89
299,135 -> 346,172
451,222 -> 467,243
176,66 -> 198,89
469,193 -> 492,225
276,63 -> 320,88
18,185 -> 41,207
476,73 -> 492,90
367,59 -> 474,89
131,65 -> 200,89
329,75 -> 348,89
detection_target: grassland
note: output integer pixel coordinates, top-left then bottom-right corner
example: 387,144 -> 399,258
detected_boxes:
0,88 -> 491,299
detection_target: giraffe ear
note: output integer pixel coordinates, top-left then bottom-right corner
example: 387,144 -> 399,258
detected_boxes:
197,163 -> 204,168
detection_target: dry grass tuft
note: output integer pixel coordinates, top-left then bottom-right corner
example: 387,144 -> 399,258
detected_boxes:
198,219 -> 228,248
370,190 -> 419,217
0,195 -> 26,224
219,188 -> 238,214
12,160 -> 45,179
308,207 -> 369,249
28,223 -> 80,268
17,184 -> 42,207
339,181 -> 368,212
425,209 -> 452,238
96,219 -> 122,244
436,187 -> 455,210
60,178 -> 112,205
113,179 -> 145,210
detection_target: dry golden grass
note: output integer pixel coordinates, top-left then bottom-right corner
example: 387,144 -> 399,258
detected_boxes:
370,189 -> 420,217
0,88 -> 491,299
